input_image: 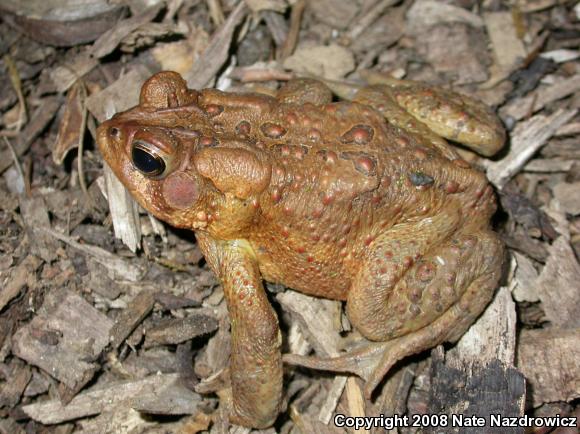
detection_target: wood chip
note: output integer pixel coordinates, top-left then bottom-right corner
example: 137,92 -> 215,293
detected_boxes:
535,236 -> 580,329
344,377 -> 367,433
89,3 -> 164,59
0,0 -> 126,47
151,39 -> 206,75
18,196 -> 57,262
0,363 -> 31,408
428,348 -> 525,433
500,74 -> 580,121
103,165 -> 142,253
308,0 -> 358,31
540,49 -> 580,63
21,373 -> 188,424
318,376 -> 347,425
194,306 -> 231,379
552,182 -> 580,216
40,227 -> 145,281
350,6 -> 404,53
0,255 -> 41,311
283,44 -> 355,81
183,2 -> 248,89
50,52 -> 99,93
524,158 -> 575,173
86,65 -> 152,123
451,285 -> 518,366
484,12 -> 527,70
405,0 -> 483,35
518,328 -> 580,406
277,290 -> 342,357
512,252 -> 539,303
0,418 -> 25,434
0,97 -> 62,174
556,121 -> 580,137
486,109 -> 578,189
12,288 -> 113,391
52,81 -> 85,164
427,275 -> 524,432
132,379 -> 201,415
109,290 -> 155,349
245,0 -> 287,13
76,408 -> 155,433
415,23 -> 489,84
144,312 -> 218,348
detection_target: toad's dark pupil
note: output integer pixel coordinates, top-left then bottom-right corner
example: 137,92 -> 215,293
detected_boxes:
132,145 -> 165,176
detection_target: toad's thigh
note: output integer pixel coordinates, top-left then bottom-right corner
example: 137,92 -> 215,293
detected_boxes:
347,228 -> 503,342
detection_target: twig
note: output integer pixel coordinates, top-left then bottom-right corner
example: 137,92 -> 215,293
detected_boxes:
3,54 -> 28,131
207,0 -> 225,26
74,81 -> 96,210
3,137 -> 29,196
184,1 -> 248,89
346,0 -> 401,42
279,0 -> 306,60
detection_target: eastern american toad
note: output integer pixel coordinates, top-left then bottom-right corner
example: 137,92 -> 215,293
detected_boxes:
97,71 -> 505,428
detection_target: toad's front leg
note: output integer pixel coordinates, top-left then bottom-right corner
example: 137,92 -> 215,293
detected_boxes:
196,233 -> 282,428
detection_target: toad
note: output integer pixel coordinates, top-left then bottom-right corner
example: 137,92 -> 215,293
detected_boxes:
97,71 -> 505,428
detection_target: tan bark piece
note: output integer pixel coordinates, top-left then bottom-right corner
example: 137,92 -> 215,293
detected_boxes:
416,23 -> 489,84
524,158 -> 575,173
86,65 -> 152,123
500,74 -> 580,121
283,45 -> 355,81
19,195 -> 57,262
307,0 -> 358,30
318,376 -> 348,425
517,328 -> 580,406
245,0 -> 287,13
12,288 -> 113,391
277,290 -> 342,357
552,182 -> 580,216
451,286 -> 517,366
535,236 -> 580,329
512,252 -> 539,303
39,227 -> 145,281
21,373 -> 191,424
0,363 -> 31,408
0,255 -> 41,311
484,12 -> 526,70
0,97 -> 62,174
183,2 -> 248,89
109,290 -> 156,349
486,109 -> 578,188
103,164 -> 142,253
406,0 -> 483,35
143,312 -> 218,348
344,377 -> 368,433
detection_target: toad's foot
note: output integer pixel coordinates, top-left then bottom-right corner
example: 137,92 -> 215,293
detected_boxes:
283,324 -> 449,399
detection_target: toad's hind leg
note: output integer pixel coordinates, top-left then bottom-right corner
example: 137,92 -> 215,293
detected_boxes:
354,78 -> 506,157
285,225 -> 504,397
348,226 -> 504,396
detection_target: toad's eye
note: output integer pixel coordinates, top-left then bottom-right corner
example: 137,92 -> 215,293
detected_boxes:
131,141 -> 166,178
